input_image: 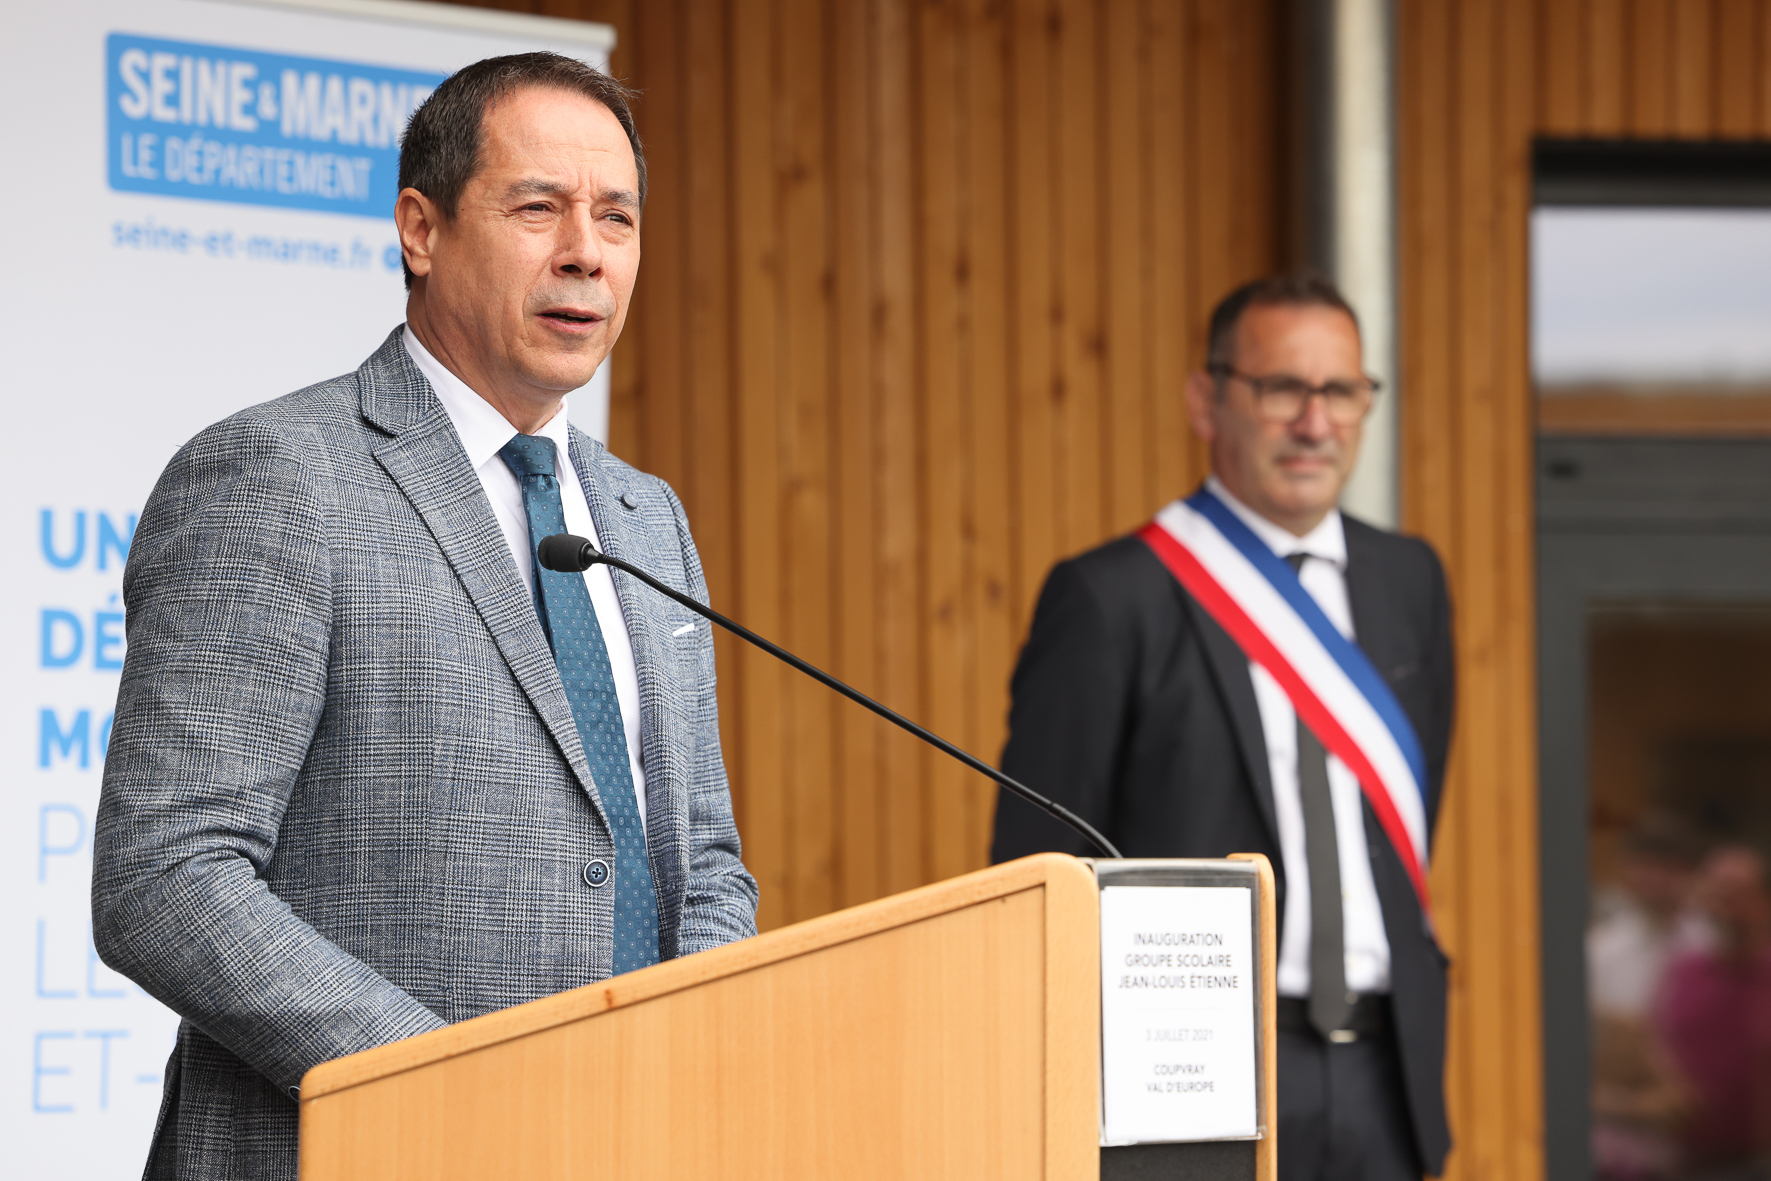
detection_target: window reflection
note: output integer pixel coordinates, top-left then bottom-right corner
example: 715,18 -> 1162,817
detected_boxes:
1584,606 -> 1771,1181
1589,816 -> 1697,1179
1653,847 -> 1771,1175
1590,808 -> 1771,1179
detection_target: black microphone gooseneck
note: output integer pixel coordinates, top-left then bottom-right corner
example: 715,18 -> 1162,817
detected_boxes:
538,533 -> 1123,860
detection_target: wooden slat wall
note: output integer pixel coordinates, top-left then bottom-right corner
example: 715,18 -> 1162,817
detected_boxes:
1398,2 -> 1771,1178
425,0 -> 1771,1174
449,0 -> 1285,928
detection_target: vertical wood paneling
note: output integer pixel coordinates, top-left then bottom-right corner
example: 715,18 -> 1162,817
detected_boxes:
1539,0 -> 1584,134
1761,6 -> 1771,129
1146,1 -> 1206,503
917,0 -> 972,886
1228,2 -> 1280,301
1454,6 -> 1513,1178
484,0 -> 1280,917
1398,1 -> 1771,1178
1054,0 -> 1107,556
961,0 -> 1017,870
1104,0 -> 1150,536
778,0 -> 836,923
1009,0 -> 1061,634
432,0 -> 1771,1173
870,0 -> 928,902
678,0 -> 744,925
1717,0 -> 1761,135
1403,0 -> 1547,1172
1190,4 -> 1240,337
829,0 -> 883,911
1672,0 -> 1716,134
1499,0 -> 1545,1165
727,0 -> 788,927
1630,0 -> 1673,132
1586,0 -> 1630,132
1399,0 -> 1466,1170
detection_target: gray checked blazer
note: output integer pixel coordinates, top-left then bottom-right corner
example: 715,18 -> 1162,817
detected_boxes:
92,328 -> 759,1181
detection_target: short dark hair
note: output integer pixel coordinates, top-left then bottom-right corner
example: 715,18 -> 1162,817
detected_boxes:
397,52 -> 645,289
1205,272 -> 1359,370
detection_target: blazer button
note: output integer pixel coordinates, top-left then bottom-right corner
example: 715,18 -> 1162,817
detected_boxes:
619,492 -> 638,509
583,859 -> 611,888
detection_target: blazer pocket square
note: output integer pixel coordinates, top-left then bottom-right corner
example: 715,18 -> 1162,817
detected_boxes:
672,622 -> 696,637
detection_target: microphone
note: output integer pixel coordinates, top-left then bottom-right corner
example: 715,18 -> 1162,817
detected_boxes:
538,533 -> 1122,859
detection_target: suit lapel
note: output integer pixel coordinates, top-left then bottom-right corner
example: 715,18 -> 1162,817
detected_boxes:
357,334 -> 599,804
1343,525 -> 1395,670
1177,589 -> 1282,850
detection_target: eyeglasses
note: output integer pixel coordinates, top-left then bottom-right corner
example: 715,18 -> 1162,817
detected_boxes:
1208,364 -> 1380,426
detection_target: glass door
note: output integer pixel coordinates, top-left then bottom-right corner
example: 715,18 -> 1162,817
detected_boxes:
1535,142 -> 1771,1181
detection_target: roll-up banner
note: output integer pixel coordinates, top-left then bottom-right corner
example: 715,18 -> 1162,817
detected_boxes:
0,2 -> 614,1174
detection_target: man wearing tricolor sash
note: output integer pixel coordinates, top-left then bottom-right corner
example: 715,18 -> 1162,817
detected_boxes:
993,274 -> 1455,1180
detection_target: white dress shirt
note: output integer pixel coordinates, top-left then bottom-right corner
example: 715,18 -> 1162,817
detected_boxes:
403,327 -> 648,833
1207,476 -> 1390,997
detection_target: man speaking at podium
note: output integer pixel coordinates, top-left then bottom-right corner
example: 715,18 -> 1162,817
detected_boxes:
92,54 -> 757,1181
994,274 -> 1453,1180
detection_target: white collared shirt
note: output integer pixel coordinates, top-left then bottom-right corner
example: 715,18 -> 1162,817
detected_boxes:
1206,476 -> 1390,996
403,327 -> 647,833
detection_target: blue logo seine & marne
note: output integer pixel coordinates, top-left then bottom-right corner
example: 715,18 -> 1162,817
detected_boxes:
107,33 -> 445,217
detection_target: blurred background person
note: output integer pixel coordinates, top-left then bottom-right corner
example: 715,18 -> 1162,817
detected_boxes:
992,273 -> 1454,1181
1655,845 -> 1771,1179
1589,814 -> 1701,1180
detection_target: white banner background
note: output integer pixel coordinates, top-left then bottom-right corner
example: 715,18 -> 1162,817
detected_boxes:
0,2 -> 612,1174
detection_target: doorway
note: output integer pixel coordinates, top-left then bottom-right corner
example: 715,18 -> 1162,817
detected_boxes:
1535,141 -> 1771,1181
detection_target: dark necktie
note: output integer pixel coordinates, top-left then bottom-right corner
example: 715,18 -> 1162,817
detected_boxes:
1287,552 -> 1351,1038
499,434 -> 660,976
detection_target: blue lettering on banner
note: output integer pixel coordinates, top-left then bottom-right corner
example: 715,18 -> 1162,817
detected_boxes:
94,612 -> 126,670
37,922 -> 78,1000
39,803 -> 87,879
39,613 -> 128,672
87,1031 -> 130,1110
89,935 -> 129,1001
107,33 -> 445,217
98,513 -> 136,571
41,610 -> 84,669
41,710 -> 113,768
41,509 -> 138,571
41,509 -> 86,569
31,1030 -> 138,1113
34,1032 -> 75,1113
34,914 -> 135,1002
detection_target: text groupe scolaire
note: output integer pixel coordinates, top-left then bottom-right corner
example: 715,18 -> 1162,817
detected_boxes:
1117,931 -> 1237,990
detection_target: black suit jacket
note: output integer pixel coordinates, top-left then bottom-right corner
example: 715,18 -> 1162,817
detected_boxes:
992,514 -> 1455,1174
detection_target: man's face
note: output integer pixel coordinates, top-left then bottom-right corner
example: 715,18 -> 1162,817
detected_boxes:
1185,303 -> 1366,535
401,86 -> 639,413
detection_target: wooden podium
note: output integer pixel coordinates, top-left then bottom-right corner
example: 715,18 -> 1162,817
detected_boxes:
298,852 -> 1276,1181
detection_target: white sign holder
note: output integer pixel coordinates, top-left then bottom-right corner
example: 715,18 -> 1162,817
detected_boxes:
1089,857 -> 1276,1179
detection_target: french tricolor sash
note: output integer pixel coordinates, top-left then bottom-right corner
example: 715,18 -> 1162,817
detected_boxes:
1139,488 -> 1433,914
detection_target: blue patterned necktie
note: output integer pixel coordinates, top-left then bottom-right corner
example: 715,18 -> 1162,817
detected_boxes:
498,434 -> 660,975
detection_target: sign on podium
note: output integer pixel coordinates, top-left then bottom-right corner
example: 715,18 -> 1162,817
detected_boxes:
1093,857 -> 1275,1179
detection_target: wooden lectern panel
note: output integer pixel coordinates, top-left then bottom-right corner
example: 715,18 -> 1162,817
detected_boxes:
1231,852 -> 1278,1181
300,854 -> 1101,1181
